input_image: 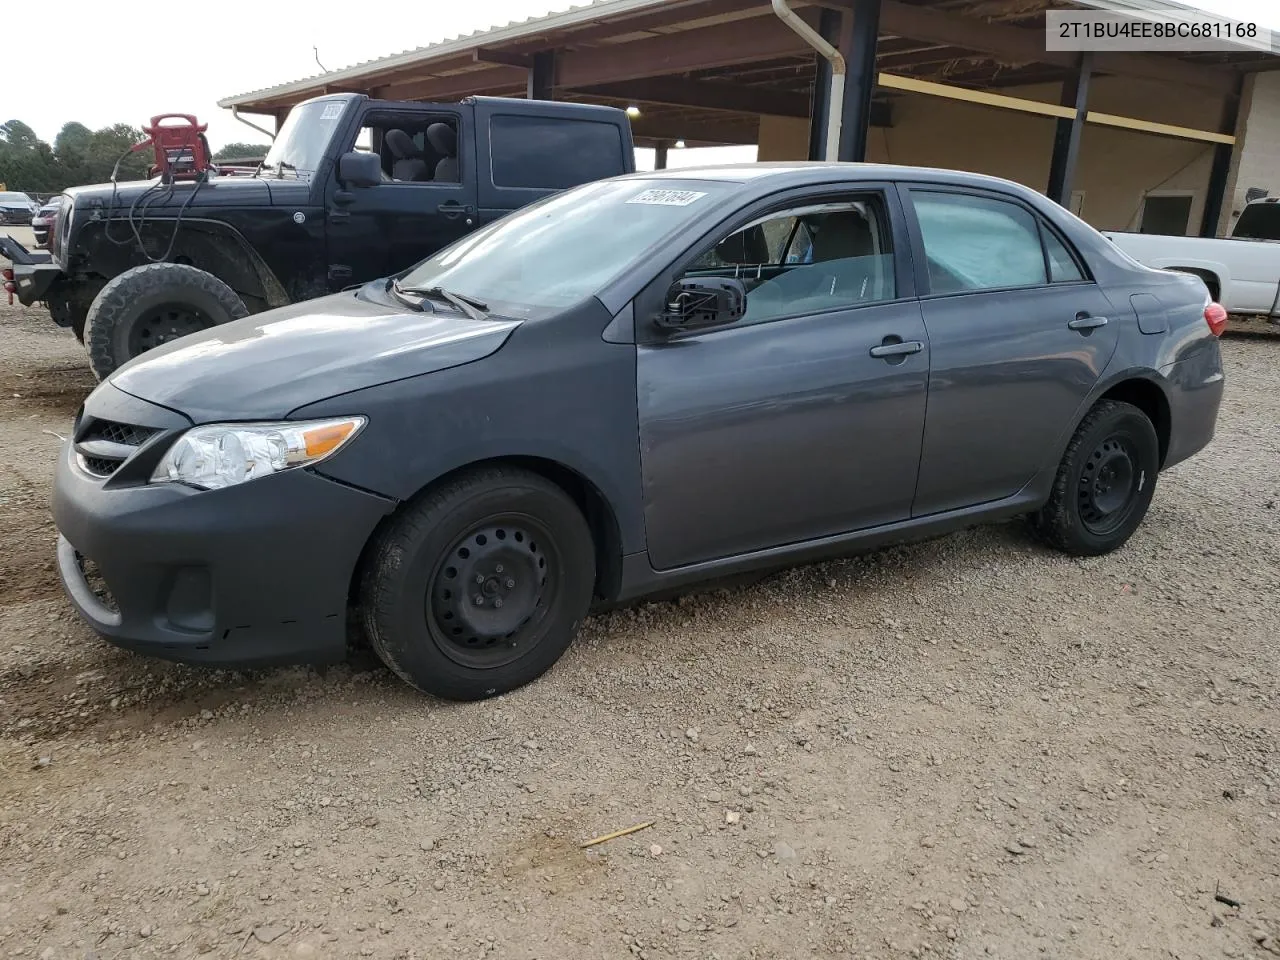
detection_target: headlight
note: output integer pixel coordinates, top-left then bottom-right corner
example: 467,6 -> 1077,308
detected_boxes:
150,417 -> 365,490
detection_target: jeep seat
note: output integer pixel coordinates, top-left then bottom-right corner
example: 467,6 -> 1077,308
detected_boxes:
427,123 -> 459,182
386,129 -> 429,182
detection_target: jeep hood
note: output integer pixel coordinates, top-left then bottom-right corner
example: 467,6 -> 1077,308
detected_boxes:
108,289 -> 521,423
66,172 -> 308,211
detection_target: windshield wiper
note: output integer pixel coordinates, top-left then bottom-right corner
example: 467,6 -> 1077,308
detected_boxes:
393,282 -> 490,322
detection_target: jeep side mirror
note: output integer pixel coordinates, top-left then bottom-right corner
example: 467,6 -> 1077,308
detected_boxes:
338,151 -> 381,188
657,277 -> 748,332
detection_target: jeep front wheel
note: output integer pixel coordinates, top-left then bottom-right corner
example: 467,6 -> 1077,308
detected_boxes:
84,263 -> 248,380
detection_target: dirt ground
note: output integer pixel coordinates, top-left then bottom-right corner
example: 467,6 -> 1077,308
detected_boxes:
0,290 -> 1277,960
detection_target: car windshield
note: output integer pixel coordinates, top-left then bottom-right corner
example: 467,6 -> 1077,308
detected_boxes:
261,99 -> 347,174
0,192 -> 31,205
1231,201 -> 1280,241
397,178 -> 733,317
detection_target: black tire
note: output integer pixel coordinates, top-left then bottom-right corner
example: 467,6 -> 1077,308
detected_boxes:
83,263 -> 248,381
361,467 -> 595,701
1030,400 -> 1160,556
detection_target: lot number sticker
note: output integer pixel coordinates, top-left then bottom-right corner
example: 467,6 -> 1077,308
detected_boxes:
320,102 -> 344,121
627,189 -> 707,206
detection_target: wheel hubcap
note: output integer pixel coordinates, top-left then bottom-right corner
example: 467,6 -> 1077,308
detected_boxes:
130,306 -> 212,354
427,522 -> 555,668
1078,436 -> 1140,535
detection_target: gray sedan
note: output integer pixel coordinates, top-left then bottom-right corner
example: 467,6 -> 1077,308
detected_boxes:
52,163 -> 1225,700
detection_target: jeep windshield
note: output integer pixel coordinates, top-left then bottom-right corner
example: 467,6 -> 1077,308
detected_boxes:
260,99 -> 347,176
395,178 -> 733,319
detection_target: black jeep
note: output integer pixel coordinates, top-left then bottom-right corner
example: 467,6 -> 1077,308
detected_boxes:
3,94 -> 635,379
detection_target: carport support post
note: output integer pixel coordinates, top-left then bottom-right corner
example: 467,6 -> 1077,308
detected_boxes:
528,51 -> 556,100
838,0 -> 880,162
1047,53 -> 1092,208
808,7 -> 843,161
654,141 -> 670,170
1200,75 -> 1243,237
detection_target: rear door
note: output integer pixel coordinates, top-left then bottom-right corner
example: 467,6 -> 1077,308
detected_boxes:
902,185 -> 1120,517
472,99 -> 634,226
325,102 -> 478,288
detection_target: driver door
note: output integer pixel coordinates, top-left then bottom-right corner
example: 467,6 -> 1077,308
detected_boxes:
324,105 -> 478,291
636,185 -> 931,570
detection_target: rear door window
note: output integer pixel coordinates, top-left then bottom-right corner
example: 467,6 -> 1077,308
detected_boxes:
910,191 -> 1047,293
489,115 -> 625,190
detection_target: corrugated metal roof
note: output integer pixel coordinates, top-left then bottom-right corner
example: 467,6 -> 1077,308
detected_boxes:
217,0 -> 672,109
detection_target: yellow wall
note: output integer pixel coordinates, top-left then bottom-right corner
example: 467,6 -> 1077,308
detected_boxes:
753,75 -> 1225,234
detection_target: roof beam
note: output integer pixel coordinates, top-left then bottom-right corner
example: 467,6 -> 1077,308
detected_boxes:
577,77 -> 811,117
474,48 -> 533,68
875,0 -> 1238,95
374,66 -> 527,102
629,115 -> 759,145
557,8 -> 821,87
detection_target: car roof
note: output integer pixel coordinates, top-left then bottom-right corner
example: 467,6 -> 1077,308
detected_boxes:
617,161 -> 1032,194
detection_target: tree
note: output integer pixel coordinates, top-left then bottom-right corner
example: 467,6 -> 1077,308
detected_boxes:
0,120 -> 40,149
0,121 -> 56,192
213,141 -> 270,161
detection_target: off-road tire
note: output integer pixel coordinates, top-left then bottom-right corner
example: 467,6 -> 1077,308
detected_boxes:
84,263 -> 248,381
1030,400 -> 1160,556
361,467 -> 595,701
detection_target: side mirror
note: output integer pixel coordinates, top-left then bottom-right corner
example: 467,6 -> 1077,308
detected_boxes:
657,277 -> 748,332
338,151 -> 382,188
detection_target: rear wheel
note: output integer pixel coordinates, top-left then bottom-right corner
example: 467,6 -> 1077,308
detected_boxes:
1030,399 -> 1160,556
83,263 -> 248,380
361,467 -> 595,701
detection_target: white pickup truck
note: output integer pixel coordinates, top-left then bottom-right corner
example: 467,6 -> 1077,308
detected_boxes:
1102,196 -> 1280,321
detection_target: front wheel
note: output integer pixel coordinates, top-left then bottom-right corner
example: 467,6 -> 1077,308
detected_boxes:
1030,400 -> 1160,556
361,467 -> 596,701
83,263 -> 248,381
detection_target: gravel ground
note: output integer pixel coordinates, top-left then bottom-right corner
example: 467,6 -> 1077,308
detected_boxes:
0,295 -> 1277,960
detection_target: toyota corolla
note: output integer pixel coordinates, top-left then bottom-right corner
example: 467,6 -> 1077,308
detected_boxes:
53,163 -> 1226,700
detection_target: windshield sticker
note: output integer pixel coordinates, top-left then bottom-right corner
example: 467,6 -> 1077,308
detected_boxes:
626,189 -> 708,207
320,102 -> 344,121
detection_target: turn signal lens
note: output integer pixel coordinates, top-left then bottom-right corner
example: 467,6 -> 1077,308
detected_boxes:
303,421 -> 359,458
1204,302 -> 1228,337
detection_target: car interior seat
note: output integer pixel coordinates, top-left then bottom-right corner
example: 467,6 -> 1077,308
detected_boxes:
385,129 -> 429,182
426,123 -> 459,182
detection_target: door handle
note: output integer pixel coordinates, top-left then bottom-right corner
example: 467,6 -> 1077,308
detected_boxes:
1067,313 -> 1108,331
869,339 -> 924,359
438,201 -> 476,218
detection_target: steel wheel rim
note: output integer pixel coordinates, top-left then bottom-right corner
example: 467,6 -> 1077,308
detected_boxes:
1078,435 -> 1140,536
425,516 -> 559,669
130,305 -> 212,354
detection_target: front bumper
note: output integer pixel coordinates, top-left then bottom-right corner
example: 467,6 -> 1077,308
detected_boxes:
53,392 -> 395,667
12,261 -> 61,305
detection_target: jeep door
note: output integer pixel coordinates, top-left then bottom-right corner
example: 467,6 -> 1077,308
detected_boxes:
324,103 -> 479,290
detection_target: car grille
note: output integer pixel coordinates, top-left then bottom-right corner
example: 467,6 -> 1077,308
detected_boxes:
74,419 -> 160,477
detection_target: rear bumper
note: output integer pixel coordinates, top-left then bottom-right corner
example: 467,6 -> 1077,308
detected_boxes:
1161,342 -> 1225,470
53,426 -> 396,667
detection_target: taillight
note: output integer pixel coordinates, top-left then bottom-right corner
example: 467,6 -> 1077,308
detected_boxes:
1204,302 -> 1228,337
3,267 -> 15,304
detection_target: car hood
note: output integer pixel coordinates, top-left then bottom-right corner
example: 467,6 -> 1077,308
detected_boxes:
109,288 -> 522,423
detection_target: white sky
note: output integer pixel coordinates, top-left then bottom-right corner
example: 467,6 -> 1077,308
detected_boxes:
6,0 -> 1278,162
